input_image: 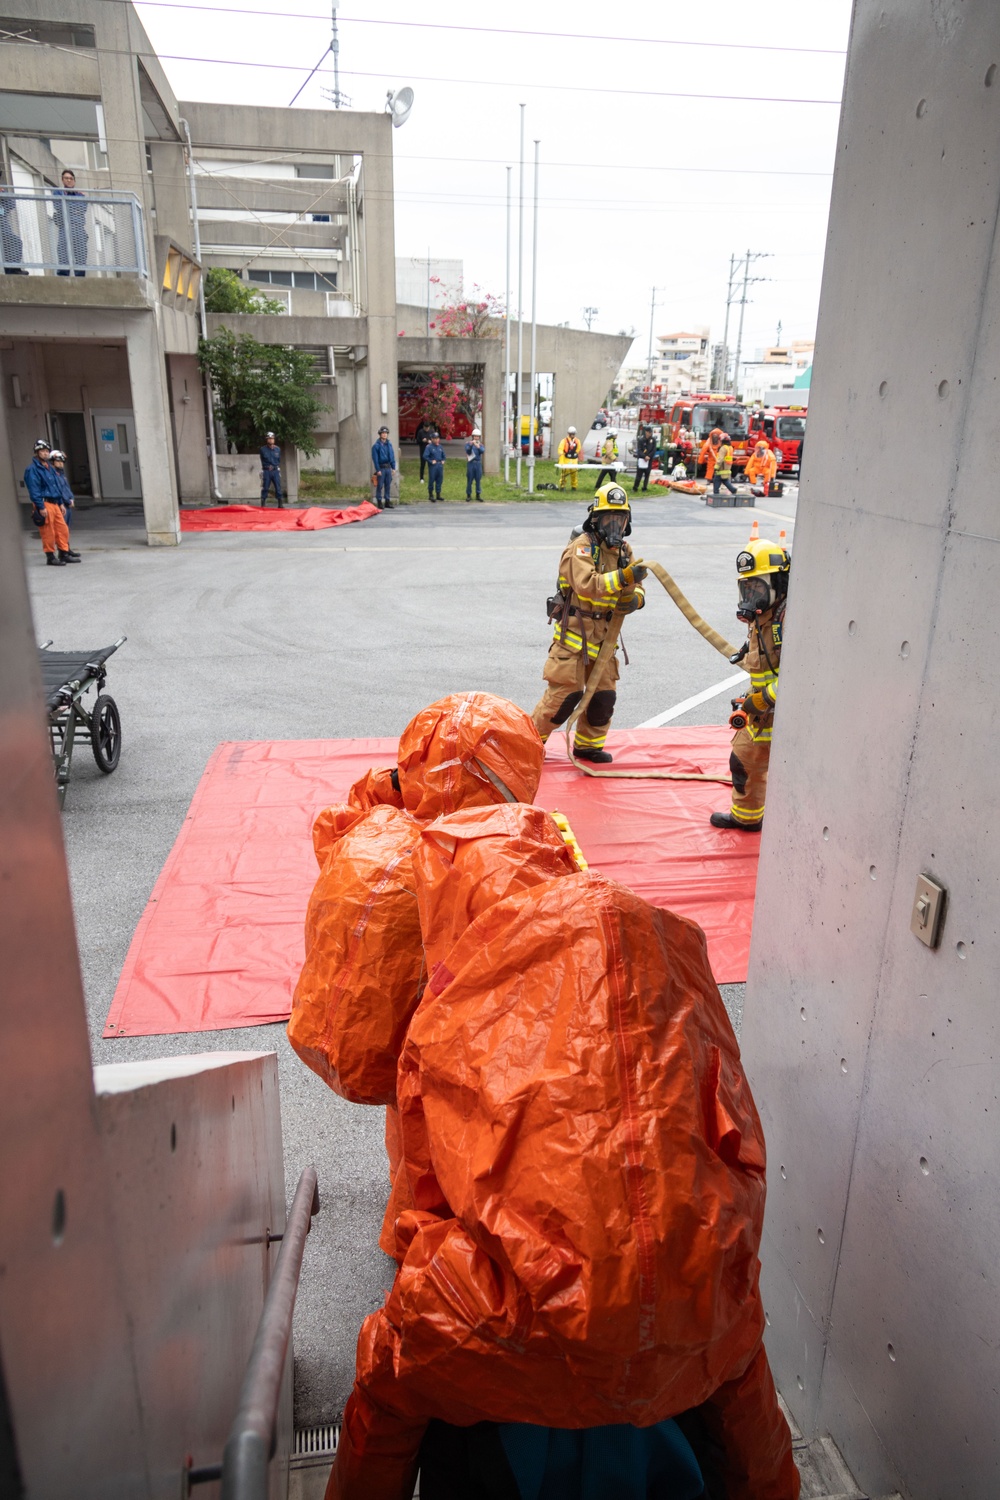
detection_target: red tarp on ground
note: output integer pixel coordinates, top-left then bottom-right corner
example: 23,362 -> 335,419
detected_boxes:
103,729 -> 758,1038
179,502 -> 380,532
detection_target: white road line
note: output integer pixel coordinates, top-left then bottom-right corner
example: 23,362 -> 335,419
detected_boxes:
637,670 -> 748,729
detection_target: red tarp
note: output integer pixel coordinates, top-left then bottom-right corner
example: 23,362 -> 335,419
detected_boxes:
179,502 -> 380,532
103,729 -> 758,1039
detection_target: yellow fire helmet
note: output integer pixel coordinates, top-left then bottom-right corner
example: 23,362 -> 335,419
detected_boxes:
590,481 -> 631,515
584,481 -> 632,540
735,538 -> 790,579
736,539 -> 791,620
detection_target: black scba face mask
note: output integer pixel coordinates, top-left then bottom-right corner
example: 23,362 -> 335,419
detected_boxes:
597,514 -> 628,547
737,576 -> 775,621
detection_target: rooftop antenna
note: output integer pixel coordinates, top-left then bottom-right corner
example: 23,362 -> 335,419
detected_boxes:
289,0 -> 352,109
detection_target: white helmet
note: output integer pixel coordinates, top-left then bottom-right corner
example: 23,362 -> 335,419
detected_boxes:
608,428 -> 618,436
568,425 -> 577,434
49,449 -> 65,461
471,428 -> 481,436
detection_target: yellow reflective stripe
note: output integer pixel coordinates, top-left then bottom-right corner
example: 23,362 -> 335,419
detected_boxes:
731,804 -> 765,822
747,725 -> 773,742
574,729 -> 608,748
554,625 -> 584,651
749,671 -> 777,687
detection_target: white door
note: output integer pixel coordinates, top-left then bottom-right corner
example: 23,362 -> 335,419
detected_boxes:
91,409 -> 141,500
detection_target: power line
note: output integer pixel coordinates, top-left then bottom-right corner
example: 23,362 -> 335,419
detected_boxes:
129,0 -> 848,57
394,152 -> 833,180
157,55 -> 842,106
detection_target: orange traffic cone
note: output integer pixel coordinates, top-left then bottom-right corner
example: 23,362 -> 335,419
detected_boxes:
779,528 -> 786,547
749,519 -> 759,542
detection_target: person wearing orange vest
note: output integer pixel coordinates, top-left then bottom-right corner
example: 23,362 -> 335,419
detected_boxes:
699,427 -> 723,480
745,439 -> 778,497
557,426 -> 582,489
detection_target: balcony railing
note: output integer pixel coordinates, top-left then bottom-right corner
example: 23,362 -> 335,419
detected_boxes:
0,188 -> 148,278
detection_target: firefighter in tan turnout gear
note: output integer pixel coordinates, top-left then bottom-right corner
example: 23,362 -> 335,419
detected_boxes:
711,537 -> 790,831
532,483 -> 646,763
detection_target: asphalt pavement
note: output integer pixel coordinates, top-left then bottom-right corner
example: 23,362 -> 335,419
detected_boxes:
23,481 -> 797,1426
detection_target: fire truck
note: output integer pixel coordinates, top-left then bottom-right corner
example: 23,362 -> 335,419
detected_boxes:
645,393 -> 752,477
747,403 -> 807,475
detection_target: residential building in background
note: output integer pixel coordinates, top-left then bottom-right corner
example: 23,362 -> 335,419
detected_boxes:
395,256 -> 463,314
649,328 -> 711,395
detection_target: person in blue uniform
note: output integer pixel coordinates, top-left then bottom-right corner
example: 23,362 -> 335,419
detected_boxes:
464,428 -> 484,502
259,432 -> 283,506
371,425 -> 396,510
424,432 -> 445,502
53,169 -> 87,278
49,449 -> 76,527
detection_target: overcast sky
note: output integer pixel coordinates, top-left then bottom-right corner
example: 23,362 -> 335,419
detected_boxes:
135,0 -> 853,364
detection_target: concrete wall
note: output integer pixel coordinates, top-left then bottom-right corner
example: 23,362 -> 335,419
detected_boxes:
397,305 -> 630,468
740,5 -> 1000,1496
166,353 -> 208,502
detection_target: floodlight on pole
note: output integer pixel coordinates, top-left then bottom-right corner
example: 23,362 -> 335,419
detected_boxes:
516,103 -> 525,489
528,139 -> 540,494
504,165 -> 512,483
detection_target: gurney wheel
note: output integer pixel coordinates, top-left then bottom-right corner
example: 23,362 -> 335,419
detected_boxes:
91,693 -> 121,773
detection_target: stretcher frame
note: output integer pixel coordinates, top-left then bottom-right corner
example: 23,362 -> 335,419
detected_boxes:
39,637 -> 126,807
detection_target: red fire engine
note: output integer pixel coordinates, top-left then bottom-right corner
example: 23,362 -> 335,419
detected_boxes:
747,403 -> 807,475
645,392 -> 752,477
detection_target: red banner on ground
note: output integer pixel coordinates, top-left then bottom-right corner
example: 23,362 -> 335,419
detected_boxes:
179,502 -> 380,532
103,729 -> 758,1039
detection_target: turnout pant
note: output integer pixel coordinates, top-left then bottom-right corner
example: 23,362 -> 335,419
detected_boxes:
729,727 -> 770,826
558,461 -> 578,490
594,467 -> 618,489
712,473 -> 737,497
532,641 -> 619,754
39,500 -> 70,556
261,469 -> 282,503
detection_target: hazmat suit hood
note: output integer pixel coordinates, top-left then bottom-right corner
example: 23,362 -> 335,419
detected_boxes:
396,692 -> 544,821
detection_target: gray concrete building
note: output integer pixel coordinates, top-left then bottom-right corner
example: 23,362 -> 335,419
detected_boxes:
0,0 -> 398,543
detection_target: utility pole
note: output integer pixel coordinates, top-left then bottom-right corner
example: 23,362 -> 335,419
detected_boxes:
582,306 -> 598,331
504,166 -> 512,482
719,254 -> 738,392
646,286 -> 664,386
528,140 -> 540,494
731,249 -> 771,398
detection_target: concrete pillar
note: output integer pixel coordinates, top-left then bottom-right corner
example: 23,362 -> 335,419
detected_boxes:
739,5 -> 1000,1496
125,315 -> 179,545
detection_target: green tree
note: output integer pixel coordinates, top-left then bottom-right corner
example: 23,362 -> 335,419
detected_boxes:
198,328 -> 323,456
203,267 -> 286,316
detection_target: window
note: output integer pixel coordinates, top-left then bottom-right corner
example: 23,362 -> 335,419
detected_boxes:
246,268 -> 337,292
0,16 -> 95,47
776,416 -> 806,441
691,404 -> 749,439
295,163 -> 336,179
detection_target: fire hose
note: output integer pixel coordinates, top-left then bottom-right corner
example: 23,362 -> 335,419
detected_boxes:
563,560 -> 742,783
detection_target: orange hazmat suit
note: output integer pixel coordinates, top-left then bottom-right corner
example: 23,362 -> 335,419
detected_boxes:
699,427 -> 724,480
287,693 -> 545,1250
327,800 -> 799,1500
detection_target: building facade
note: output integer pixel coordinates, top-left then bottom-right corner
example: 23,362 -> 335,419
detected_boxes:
649,328 -> 711,395
0,0 -> 397,544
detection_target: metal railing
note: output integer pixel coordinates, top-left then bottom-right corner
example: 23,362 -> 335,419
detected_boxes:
0,188 -> 148,278
187,1164 -> 320,1498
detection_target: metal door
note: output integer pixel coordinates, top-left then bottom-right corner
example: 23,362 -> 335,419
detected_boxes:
91,408 -> 141,499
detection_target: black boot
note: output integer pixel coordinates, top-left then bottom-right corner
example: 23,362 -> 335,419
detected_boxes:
59,549 -> 81,563
574,746 -> 613,764
710,811 -> 762,832
383,500 -> 393,509
46,551 -> 66,566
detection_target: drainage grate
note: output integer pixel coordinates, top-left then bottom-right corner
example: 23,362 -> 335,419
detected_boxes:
293,1423 -> 339,1461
